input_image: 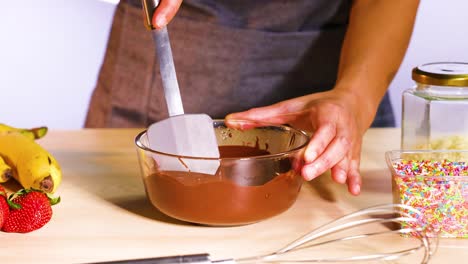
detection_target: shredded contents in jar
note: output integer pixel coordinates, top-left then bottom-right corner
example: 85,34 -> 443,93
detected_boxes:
413,135 -> 468,151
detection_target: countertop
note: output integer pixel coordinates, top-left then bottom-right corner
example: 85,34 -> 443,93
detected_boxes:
1,128 -> 467,263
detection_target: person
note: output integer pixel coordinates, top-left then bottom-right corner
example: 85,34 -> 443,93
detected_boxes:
85,0 -> 420,196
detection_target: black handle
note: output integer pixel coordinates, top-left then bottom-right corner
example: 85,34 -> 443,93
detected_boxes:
141,0 -> 160,29
85,253 -> 211,264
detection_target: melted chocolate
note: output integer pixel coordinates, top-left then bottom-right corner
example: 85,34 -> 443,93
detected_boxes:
218,145 -> 269,158
144,145 -> 303,226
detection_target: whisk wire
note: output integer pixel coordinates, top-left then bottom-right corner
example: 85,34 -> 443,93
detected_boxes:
235,204 -> 438,264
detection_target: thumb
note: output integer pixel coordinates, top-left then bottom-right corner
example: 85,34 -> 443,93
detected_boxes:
152,0 -> 183,29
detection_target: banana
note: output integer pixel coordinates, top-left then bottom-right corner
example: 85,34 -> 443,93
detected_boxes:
0,133 -> 62,193
0,156 -> 12,183
0,123 -> 48,140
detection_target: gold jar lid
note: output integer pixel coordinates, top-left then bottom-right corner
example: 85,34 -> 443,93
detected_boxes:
412,62 -> 468,87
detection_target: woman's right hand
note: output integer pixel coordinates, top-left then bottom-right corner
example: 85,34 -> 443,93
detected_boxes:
152,0 -> 183,29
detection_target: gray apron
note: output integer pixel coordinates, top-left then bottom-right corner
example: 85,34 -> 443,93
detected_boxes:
85,0 -> 394,128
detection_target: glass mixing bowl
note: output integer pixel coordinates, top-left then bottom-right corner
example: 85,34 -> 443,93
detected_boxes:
135,119 -> 310,226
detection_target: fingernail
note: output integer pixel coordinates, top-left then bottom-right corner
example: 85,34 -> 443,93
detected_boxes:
336,170 -> 346,183
305,151 -> 317,163
155,16 -> 167,28
303,164 -> 318,181
352,184 -> 361,195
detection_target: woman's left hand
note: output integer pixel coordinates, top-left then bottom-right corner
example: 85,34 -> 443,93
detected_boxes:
226,89 -> 376,195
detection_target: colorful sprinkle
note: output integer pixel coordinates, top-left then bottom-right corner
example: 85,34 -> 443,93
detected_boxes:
392,159 -> 468,238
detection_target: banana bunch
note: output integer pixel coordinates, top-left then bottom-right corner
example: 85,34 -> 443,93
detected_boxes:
0,123 -> 48,140
0,123 -> 62,193
0,156 -> 12,183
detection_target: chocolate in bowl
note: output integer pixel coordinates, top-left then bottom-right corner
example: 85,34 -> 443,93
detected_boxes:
135,120 -> 310,226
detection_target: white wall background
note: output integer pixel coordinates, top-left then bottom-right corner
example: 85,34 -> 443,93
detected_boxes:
1,0 -> 468,129
0,0 -> 117,129
388,0 -> 468,126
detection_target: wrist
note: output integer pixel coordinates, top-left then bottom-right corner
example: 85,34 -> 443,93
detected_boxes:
332,81 -> 385,130
336,72 -> 389,106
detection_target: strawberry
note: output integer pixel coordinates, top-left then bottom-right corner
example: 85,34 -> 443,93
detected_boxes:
0,185 -> 9,228
2,189 -> 60,233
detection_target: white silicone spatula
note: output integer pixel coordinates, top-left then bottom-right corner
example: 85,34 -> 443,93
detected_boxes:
142,0 -> 220,174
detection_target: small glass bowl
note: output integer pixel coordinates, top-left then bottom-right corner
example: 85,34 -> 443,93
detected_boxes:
386,150 -> 468,238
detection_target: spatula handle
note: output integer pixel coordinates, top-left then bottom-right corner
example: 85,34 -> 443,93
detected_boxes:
154,28 -> 185,116
88,253 -> 212,264
141,0 -> 185,117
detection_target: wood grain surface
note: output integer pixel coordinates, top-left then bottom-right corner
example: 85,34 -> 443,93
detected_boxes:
1,128 -> 466,264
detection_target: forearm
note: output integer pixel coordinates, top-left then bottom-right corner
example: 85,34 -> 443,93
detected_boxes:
335,0 -> 420,118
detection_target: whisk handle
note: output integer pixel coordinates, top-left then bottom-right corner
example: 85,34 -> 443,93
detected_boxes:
88,253 -> 212,264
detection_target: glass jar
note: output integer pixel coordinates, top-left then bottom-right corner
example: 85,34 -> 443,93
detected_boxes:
402,62 -> 468,150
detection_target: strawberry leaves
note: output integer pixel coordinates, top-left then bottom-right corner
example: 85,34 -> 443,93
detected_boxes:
7,188 -> 60,209
1,188 -> 60,233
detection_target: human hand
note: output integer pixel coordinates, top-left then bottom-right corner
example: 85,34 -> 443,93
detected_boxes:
226,89 -> 376,195
151,0 -> 183,29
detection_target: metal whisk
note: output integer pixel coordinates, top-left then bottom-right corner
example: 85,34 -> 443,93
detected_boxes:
90,204 -> 438,264
233,204 -> 438,264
